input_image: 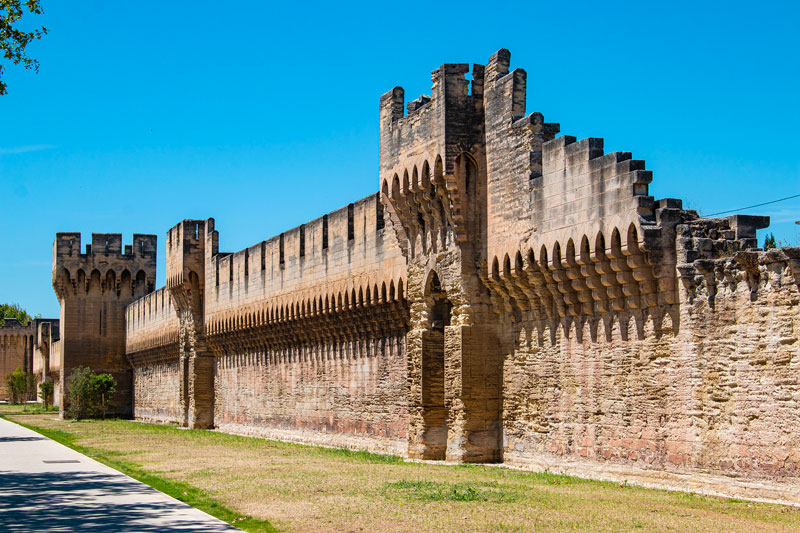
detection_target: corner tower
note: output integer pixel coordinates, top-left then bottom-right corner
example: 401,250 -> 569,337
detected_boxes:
52,232 -> 156,415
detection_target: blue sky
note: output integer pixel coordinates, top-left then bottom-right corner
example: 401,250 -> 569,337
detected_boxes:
1,1 -> 798,318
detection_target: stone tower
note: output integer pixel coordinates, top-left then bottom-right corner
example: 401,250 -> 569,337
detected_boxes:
166,219 -> 214,429
52,232 -> 156,415
379,50 -> 554,462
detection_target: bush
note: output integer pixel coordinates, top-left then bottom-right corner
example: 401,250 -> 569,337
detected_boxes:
39,381 -> 54,409
6,367 -> 35,404
66,367 -> 117,420
92,372 -> 116,419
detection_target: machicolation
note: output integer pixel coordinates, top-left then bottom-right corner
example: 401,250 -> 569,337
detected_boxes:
45,49 -> 800,503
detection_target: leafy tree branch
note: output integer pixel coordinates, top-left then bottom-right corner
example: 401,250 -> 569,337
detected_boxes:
0,0 -> 48,95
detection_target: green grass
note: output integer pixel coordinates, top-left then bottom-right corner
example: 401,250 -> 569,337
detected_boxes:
385,480 -> 520,502
7,416 -> 277,533
0,402 -> 58,415
6,414 -> 800,532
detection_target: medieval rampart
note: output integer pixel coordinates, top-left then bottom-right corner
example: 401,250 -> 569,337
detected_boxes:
125,287 -> 180,422
50,49 -> 800,503
206,194 -> 408,451
0,319 -> 34,400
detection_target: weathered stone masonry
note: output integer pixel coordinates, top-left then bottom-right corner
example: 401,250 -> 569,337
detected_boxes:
52,232 -> 156,415
54,49 -> 800,501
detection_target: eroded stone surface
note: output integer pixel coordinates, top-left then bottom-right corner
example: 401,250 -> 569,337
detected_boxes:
50,49 -> 800,502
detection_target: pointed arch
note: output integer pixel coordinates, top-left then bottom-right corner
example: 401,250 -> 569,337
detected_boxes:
611,228 -> 623,254
392,174 -> 401,199
434,154 -> 444,183
552,241 -> 562,268
580,235 -> 591,262
565,238 -> 576,264
105,269 -> 116,294
77,269 -> 87,293
134,270 -> 147,297
421,160 -> 431,187
539,246 -> 550,275
627,223 -> 641,253
424,270 -> 443,297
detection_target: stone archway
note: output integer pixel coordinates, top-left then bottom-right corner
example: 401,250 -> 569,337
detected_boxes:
418,271 -> 451,459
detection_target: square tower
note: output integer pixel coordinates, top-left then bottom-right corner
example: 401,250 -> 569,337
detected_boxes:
52,232 -> 157,416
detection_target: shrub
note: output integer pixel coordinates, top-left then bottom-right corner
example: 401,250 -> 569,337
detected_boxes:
92,372 -> 116,419
66,367 -> 94,419
6,367 -> 26,403
6,367 -> 35,404
66,367 -> 117,420
39,381 -> 54,409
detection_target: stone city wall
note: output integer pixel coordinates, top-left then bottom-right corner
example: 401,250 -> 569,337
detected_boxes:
126,287 -> 180,422
501,244 -> 800,499
48,48 -> 799,503
206,193 -> 409,452
0,319 -> 34,400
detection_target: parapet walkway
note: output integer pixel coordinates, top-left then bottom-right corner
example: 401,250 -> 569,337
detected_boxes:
0,417 -> 238,532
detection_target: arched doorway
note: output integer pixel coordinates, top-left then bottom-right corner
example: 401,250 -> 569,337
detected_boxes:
420,271 -> 451,459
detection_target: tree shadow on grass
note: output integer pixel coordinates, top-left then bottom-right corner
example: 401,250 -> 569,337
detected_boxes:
0,470 -> 239,532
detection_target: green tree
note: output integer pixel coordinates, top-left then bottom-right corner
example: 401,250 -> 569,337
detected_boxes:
6,366 -> 28,403
91,372 -> 116,419
0,303 -> 35,326
764,233 -> 777,250
66,366 -> 94,419
39,380 -> 53,409
66,366 -> 117,420
0,0 -> 47,95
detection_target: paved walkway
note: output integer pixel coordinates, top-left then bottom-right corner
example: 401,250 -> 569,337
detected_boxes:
0,417 -> 239,532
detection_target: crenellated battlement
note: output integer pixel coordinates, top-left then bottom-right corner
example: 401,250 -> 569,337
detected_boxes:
380,59 -> 485,179
125,287 -> 179,360
166,219 -> 208,289
53,232 -> 156,261
205,192 -> 405,334
52,232 -> 157,300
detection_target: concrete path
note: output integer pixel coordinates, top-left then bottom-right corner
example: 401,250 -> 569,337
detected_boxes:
0,417 -> 239,532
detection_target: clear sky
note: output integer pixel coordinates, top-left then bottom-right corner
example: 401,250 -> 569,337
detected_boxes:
1,1 -> 798,318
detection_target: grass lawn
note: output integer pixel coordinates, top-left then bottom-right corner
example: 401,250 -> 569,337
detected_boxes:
4,411 -> 800,532
0,402 -> 58,415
